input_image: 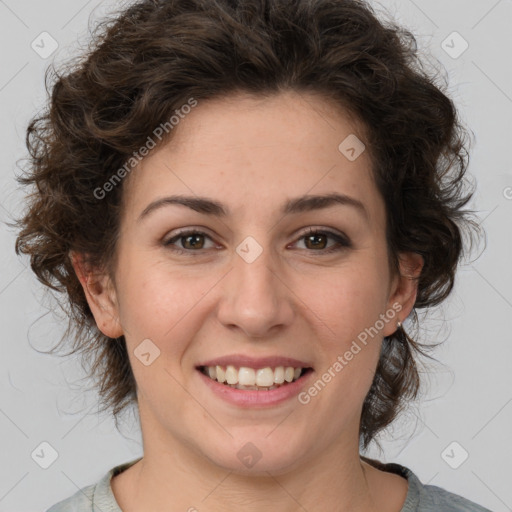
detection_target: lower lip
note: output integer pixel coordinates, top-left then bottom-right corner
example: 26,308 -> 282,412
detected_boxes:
197,368 -> 314,408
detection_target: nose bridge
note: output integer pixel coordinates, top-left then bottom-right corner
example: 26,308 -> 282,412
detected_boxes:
217,233 -> 294,337
236,235 -> 276,293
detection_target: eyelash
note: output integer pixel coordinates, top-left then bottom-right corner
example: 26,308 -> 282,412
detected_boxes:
163,227 -> 352,256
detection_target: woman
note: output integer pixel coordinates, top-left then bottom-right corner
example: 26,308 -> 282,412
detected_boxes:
15,0 -> 491,510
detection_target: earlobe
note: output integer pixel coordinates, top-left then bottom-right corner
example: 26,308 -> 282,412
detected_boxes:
69,251 -> 123,338
383,252 -> 424,337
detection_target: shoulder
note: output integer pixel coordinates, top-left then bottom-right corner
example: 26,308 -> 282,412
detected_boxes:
45,483 -> 96,512
409,473 -> 494,512
46,457 -> 141,512
45,457 -> 141,512
362,457 -> 494,512
401,465 -> 494,511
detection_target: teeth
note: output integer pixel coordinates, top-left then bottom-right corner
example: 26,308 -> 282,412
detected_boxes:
238,367 -> 256,386
225,365 -> 238,384
256,367 -> 274,387
201,365 -> 307,388
274,366 -> 285,384
216,366 -> 226,383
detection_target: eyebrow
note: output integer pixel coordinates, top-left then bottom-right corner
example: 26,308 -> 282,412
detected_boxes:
137,192 -> 368,222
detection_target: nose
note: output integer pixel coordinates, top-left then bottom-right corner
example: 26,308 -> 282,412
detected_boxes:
216,239 -> 295,339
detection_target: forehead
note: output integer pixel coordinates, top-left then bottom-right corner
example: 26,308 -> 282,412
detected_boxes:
121,90 -> 384,226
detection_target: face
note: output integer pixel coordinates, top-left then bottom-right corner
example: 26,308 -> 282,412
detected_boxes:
76,91 -> 421,476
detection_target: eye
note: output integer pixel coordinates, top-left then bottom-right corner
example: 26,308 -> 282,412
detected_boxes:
163,229 -> 216,255
163,227 -> 351,256
292,227 -> 352,254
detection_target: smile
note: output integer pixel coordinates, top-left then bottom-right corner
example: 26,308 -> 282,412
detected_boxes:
199,365 -> 311,390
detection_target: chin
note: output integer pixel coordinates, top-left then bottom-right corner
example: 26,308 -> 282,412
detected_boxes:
199,435 -> 309,476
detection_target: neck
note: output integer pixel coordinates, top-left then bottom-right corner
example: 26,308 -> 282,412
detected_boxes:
114,429 -> 379,512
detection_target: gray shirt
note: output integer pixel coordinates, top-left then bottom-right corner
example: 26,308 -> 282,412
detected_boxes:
46,457 -> 493,511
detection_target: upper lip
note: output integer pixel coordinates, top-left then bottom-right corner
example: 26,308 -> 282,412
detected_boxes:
197,354 -> 313,370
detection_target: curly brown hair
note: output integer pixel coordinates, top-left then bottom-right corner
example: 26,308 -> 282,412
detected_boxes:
14,0 -> 478,449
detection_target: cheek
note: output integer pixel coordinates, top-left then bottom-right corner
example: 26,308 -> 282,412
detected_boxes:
114,255 -> 218,360
299,259 -> 391,343
118,249 -> 193,312
295,255 -> 390,399
115,262 -> 215,400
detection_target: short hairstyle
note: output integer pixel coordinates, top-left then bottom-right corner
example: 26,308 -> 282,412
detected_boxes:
14,0 -> 478,449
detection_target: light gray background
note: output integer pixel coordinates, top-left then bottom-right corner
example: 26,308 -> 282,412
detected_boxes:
0,0 -> 511,511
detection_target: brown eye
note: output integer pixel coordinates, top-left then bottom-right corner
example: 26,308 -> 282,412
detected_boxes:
180,233 -> 205,250
304,232 -> 328,250
164,230 -> 215,254
295,228 -> 352,254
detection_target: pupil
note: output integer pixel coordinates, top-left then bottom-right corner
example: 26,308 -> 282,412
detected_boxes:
184,234 -> 203,249
307,234 -> 325,249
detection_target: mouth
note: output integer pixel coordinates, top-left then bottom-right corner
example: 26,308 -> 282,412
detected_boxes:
197,365 -> 314,391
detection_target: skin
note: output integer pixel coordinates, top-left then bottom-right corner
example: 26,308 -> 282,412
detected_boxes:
72,90 -> 423,512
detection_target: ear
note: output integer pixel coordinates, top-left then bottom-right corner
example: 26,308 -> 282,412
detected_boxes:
69,251 -> 123,338
382,251 -> 424,337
